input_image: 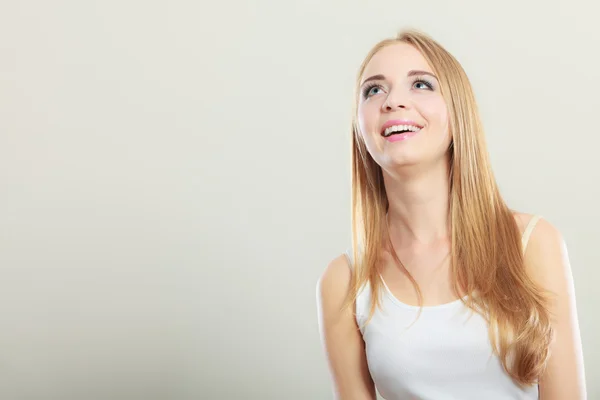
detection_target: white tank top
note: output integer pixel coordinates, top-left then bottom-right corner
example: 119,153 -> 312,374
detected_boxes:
346,215 -> 542,400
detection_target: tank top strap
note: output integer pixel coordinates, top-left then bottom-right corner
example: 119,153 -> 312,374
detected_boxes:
521,215 -> 542,254
344,248 -> 353,267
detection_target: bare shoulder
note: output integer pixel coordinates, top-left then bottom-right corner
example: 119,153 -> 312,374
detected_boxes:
510,211 -> 567,286
512,218 -> 586,396
317,253 -> 353,305
512,211 -> 538,235
525,216 -> 565,251
523,216 -> 569,290
316,253 -> 377,398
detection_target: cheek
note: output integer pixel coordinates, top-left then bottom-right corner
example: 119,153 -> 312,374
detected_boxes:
421,97 -> 449,132
357,103 -> 379,138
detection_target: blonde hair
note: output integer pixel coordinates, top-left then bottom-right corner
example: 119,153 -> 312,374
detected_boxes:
344,29 -> 553,386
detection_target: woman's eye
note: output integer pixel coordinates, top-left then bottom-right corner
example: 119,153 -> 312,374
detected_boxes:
367,86 -> 382,96
413,80 -> 433,90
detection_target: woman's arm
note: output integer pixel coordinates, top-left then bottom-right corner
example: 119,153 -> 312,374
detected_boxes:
524,218 -> 587,399
316,255 -> 376,400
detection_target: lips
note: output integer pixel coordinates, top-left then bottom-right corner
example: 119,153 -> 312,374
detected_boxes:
380,119 -> 424,136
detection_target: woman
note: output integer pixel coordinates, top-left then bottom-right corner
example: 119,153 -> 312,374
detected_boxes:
316,29 -> 586,399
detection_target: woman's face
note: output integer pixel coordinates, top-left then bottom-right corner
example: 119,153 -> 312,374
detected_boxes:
357,42 -> 451,171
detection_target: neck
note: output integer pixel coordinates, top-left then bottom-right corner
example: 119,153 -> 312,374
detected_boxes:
384,161 -> 451,246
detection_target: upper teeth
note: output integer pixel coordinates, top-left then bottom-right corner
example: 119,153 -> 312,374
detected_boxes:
383,124 -> 421,137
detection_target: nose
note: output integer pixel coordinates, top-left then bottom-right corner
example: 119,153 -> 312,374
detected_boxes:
382,89 -> 409,112
383,102 -> 406,111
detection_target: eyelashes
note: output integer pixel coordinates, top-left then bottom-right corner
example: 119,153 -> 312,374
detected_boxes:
362,82 -> 383,98
362,77 -> 435,99
413,78 -> 434,91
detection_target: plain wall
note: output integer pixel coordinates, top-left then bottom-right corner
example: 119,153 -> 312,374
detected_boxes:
0,1 -> 597,399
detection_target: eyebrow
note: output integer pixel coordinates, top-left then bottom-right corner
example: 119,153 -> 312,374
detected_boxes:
360,70 -> 438,86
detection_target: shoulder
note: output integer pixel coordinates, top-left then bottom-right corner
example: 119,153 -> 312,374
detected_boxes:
512,211 -> 539,235
523,215 -> 565,252
316,254 -> 378,398
317,254 -> 353,302
514,217 -> 586,395
316,254 -> 356,340
516,213 -> 569,292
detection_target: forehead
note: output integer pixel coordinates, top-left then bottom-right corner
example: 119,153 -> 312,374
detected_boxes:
361,42 -> 433,81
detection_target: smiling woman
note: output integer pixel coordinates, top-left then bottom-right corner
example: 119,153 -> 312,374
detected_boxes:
363,71 -> 436,143
316,29 -> 587,400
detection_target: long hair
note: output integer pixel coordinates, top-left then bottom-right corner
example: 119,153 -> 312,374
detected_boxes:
343,29 -> 553,386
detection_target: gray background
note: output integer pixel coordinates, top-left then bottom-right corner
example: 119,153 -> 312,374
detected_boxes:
0,1 -> 597,399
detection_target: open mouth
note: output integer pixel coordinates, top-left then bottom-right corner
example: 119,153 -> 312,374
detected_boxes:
382,124 -> 422,137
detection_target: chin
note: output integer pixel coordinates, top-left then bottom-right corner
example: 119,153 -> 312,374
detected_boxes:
385,145 -> 423,162
385,148 -> 448,170
384,154 -> 423,169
